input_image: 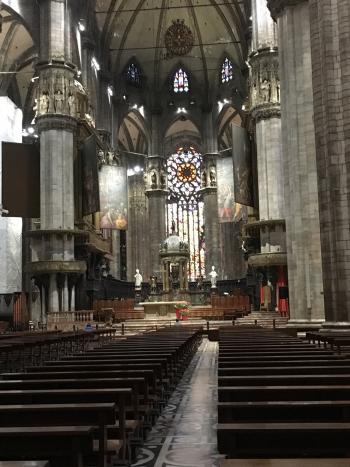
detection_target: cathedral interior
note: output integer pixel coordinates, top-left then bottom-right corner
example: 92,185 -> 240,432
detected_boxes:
0,0 -> 350,464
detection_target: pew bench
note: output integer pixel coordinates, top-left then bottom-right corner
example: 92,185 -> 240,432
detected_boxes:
218,400 -> 350,423
218,385 -> 350,402
220,459 -> 350,467
217,422 -> 350,458
0,426 -> 94,467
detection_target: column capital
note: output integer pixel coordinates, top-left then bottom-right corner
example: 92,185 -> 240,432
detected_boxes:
267,0 -> 308,20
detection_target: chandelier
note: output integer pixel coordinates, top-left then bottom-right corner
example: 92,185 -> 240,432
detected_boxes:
165,19 -> 194,59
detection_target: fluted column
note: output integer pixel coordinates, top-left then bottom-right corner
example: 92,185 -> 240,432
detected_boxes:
28,0 -> 86,314
308,0 -> 350,327
267,0 -> 325,325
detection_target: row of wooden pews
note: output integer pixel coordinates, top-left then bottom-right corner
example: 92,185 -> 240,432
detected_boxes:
217,327 -> 350,465
0,326 -> 202,467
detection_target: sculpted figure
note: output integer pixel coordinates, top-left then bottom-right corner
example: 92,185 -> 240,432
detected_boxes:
134,269 -> 143,289
54,89 -> 64,113
68,93 -> 76,116
209,266 -> 218,288
40,92 -> 50,114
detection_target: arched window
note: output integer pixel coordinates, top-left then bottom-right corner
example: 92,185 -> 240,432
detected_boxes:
173,68 -> 189,93
126,63 -> 141,86
221,57 -> 233,83
167,147 -> 205,279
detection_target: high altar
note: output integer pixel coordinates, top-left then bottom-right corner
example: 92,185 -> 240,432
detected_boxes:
140,231 -> 193,315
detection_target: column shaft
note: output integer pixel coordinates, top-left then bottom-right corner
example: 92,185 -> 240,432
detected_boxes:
277,1 -> 324,322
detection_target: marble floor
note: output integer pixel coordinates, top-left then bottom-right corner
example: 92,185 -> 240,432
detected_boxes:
131,339 -> 224,467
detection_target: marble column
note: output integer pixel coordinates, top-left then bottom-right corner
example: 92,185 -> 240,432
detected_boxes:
267,0 -> 325,325
201,112 -> 221,278
145,155 -> 167,277
248,0 -> 286,307
28,0 -> 86,314
308,0 -> 350,327
127,172 -> 149,281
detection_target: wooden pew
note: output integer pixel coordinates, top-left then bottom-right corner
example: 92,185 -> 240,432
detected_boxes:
0,403 -> 115,467
0,426 -> 94,467
220,459 -> 350,466
0,463 -> 49,467
218,400 -> 350,423
217,422 -> 350,458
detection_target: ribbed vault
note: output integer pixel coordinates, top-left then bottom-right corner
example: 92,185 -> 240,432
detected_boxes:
95,0 -> 249,95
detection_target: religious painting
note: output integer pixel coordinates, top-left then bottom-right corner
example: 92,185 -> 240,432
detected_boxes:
2,142 -> 40,218
217,156 -> 235,223
99,164 -> 128,230
232,124 -> 254,207
217,155 -> 248,223
81,135 -> 100,216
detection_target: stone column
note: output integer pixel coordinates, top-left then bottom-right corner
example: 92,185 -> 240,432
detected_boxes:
145,155 -> 167,277
28,0 -> 86,314
267,0 -> 325,325
127,172 -> 149,281
201,112 -> 221,277
248,0 -> 287,308
307,0 -> 350,327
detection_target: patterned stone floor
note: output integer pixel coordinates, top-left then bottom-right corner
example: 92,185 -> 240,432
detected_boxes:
131,339 -> 224,467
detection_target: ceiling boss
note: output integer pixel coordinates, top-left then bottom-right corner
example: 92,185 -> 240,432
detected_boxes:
165,19 -> 194,58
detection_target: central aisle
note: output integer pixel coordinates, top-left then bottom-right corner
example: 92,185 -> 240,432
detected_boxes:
131,339 -> 223,467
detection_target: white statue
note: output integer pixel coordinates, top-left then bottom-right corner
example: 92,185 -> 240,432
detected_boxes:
209,266 -> 218,288
134,269 -> 143,289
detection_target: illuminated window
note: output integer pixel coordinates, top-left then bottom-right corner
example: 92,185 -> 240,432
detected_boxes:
126,63 -> 141,86
173,68 -> 189,93
167,147 -> 205,279
221,57 -> 233,83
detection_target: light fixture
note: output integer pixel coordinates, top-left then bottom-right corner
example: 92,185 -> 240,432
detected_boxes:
176,107 -> 187,114
22,129 -> 28,137
78,20 -> 86,32
27,127 -> 35,135
31,76 -> 39,83
134,166 -> 141,173
127,168 -> 135,176
107,85 -> 114,97
91,57 -> 100,72
242,104 -> 246,111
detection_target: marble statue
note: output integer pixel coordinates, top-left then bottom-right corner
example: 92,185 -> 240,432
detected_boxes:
209,166 -> 216,186
209,266 -> 218,288
134,269 -> 142,289
54,89 -> 64,113
68,93 -> 76,116
40,92 -> 50,114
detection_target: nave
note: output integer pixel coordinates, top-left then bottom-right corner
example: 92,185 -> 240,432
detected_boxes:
132,339 -> 222,467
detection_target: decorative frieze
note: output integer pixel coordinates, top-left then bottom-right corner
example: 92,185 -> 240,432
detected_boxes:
35,65 -> 88,122
267,0 -> 308,20
249,50 -> 281,120
145,156 -> 168,192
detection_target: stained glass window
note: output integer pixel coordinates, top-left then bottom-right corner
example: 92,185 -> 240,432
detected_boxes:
221,57 -> 233,83
126,63 -> 141,85
167,147 -> 205,280
173,68 -> 189,93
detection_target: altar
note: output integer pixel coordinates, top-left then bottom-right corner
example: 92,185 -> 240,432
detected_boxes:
139,301 -> 187,317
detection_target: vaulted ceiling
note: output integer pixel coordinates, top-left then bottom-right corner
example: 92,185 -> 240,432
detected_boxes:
95,0 -> 250,94
0,4 -> 36,110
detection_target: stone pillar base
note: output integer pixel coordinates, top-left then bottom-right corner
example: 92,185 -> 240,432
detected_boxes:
322,322 -> 350,331
287,319 -> 324,330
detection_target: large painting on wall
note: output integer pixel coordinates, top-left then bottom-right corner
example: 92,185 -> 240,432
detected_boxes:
99,164 -> 128,230
232,124 -> 254,207
81,135 -> 100,216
